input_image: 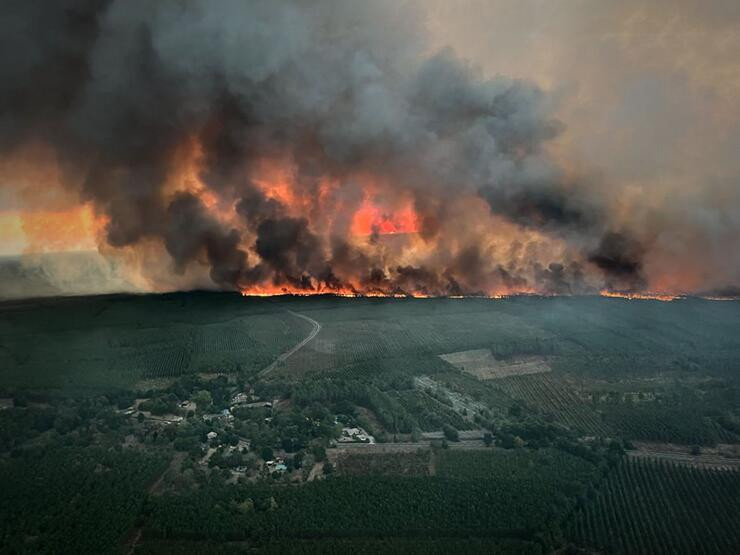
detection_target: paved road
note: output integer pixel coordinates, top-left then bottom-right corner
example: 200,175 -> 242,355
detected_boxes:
258,311 -> 321,377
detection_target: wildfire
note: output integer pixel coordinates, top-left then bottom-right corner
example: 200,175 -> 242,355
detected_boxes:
600,290 -> 682,302
240,286 -> 435,298
240,284 -> 358,297
240,289 -> 740,301
240,285 -> 520,299
351,198 -> 420,236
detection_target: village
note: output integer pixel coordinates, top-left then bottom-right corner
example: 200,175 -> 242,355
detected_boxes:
118,376 -> 391,487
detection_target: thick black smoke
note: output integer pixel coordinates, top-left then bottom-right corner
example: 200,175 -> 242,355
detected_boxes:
588,232 -> 646,291
0,0 -> 645,294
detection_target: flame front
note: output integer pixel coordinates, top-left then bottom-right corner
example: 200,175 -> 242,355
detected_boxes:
599,290 -> 682,302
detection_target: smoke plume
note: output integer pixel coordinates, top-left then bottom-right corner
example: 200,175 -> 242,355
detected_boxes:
1,0 -> 734,297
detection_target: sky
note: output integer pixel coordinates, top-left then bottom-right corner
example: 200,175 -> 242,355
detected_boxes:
1,0 -> 739,297
424,0 -> 740,293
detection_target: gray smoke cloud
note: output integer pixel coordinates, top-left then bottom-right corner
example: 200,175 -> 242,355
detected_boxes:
0,0 -> 660,296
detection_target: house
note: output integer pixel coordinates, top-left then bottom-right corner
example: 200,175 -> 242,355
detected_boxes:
266,457 -> 287,474
338,426 -> 375,444
231,392 -> 250,405
203,410 -> 233,423
206,431 -> 218,440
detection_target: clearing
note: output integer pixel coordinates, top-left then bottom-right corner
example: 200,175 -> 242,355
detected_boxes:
440,348 -> 550,380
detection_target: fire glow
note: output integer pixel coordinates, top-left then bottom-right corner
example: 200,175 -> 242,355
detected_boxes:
599,290 -> 682,302
350,199 -> 420,236
1,2 -> 738,301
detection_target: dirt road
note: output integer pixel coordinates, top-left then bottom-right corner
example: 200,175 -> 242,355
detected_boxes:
125,452 -> 185,554
628,442 -> 740,470
258,311 -> 320,377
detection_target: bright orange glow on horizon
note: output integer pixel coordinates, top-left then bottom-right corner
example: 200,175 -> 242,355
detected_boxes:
599,290 -> 681,301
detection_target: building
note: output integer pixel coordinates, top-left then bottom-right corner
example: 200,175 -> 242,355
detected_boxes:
265,457 -> 287,473
338,426 -> 375,444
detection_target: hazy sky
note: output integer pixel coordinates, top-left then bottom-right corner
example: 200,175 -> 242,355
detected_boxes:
427,1 -> 740,184
424,0 -> 740,291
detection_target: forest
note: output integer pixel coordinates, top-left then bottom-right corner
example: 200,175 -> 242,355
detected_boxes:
1,292 -> 739,552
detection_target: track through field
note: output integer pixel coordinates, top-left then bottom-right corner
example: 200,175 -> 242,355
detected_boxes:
258,311 -> 321,377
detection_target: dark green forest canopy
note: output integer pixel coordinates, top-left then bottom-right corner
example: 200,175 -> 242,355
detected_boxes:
2,293 -> 740,390
1,293 -> 739,553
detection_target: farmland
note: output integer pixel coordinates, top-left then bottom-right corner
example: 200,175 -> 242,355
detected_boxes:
569,458 -> 740,553
1,292 -> 740,552
440,349 -> 550,380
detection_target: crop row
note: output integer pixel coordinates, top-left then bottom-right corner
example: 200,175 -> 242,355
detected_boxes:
492,374 -> 612,436
569,458 -> 740,554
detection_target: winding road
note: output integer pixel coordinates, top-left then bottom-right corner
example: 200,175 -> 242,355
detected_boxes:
258,311 -> 321,377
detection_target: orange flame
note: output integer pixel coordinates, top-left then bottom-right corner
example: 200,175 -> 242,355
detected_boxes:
351,198 -> 420,236
600,290 -> 682,302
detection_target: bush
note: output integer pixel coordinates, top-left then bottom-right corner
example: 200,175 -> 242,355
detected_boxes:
442,424 -> 459,442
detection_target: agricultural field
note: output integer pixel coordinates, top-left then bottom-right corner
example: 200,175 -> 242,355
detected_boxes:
440,348 -> 550,380
491,373 -> 613,437
569,458 -> 740,554
0,445 -> 169,553
336,450 -> 431,476
141,447 -> 603,549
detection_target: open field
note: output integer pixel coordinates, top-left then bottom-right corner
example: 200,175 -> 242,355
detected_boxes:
440,349 -> 550,380
627,441 -> 740,470
336,450 -> 432,476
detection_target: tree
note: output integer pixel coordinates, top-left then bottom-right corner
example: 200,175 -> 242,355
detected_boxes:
193,390 -> 213,413
483,432 -> 493,447
497,433 -> 515,449
508,403 -> 524,418
442,424 -> 459,442
312,444 -> 327,462
260,446 -> 274,461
